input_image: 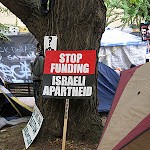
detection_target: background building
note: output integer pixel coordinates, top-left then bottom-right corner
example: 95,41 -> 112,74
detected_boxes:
0,3 -> 28,33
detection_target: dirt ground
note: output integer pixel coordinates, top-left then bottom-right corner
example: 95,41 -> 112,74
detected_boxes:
0,123 -> 99,150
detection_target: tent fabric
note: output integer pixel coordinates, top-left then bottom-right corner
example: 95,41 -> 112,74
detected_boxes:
122,128 -> 150,150
97,62 -> 120,112
97,62 -> 150,150
0,116 -> 30,129
17,97 -> 35,108
0,85 -> 33,117
98,45 -> 146,70
115,114 -> 150,150
101,29 -> 147,47
99,29 -> 147,70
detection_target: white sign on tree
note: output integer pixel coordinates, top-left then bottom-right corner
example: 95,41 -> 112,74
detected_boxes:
44,36 -> 57,51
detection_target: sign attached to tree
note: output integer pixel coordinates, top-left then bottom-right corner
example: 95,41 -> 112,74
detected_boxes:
42,50 -> 96,98
44,36 -> 57,51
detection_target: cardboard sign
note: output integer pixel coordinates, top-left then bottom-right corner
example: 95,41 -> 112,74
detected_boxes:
44,36 -> 57,51
42,50 -> 96,98
22,105 -> 43,149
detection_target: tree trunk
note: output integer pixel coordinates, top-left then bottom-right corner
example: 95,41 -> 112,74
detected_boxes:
0,0 -> 106,143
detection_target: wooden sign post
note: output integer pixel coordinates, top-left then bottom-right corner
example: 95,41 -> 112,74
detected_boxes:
62,99 -> 69,150
42,50 -> 96,150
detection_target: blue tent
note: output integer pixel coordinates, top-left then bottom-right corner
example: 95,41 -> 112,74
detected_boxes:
98,62 -> 120,112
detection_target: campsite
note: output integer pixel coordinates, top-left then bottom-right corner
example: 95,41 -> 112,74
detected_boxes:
0,28 -> 150,149
0,70 -> 98,149
1,62 -> 150,150
0,1 -> 150,150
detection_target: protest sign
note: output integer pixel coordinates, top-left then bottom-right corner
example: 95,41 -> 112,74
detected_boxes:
22,105 -> 43,149
42,50 -> 96,98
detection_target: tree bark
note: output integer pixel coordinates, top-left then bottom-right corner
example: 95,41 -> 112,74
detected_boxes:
0,0 -> 106,143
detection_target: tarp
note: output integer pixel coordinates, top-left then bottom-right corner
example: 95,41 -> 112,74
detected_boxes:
99,29 -> 147,70
0,33 -> 37,83
0,85 -> 33,117
97,62 -> 120,112
98,62 -> 150,150
0,116 -> 30,129
101,29 -> 146,46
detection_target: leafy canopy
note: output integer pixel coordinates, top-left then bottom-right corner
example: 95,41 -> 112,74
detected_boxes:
105,0 -> 150,27
0,4 -> 11,42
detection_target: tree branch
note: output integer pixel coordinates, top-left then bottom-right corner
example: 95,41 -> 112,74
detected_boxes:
0,0 -> 49,41
0,0 -> 38,24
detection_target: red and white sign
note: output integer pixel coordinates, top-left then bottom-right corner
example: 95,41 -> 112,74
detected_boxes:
42,50 -> 96,98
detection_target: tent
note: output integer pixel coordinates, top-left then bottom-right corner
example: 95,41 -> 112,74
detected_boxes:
97,62 -> 120,112
99,29 -> 147,70
0,85 -> 33,117
97,62 -> 150,150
